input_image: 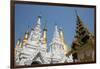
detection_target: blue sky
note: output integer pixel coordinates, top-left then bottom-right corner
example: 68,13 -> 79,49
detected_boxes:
15,4 -> 94,48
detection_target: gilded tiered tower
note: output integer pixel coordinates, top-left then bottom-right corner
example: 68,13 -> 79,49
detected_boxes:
72,11 -> 95,62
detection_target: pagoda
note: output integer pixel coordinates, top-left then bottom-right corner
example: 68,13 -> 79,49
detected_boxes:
15,16 -> 73,65
71,10 -> 95,62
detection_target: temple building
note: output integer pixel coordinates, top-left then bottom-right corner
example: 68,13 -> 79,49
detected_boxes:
15,16 -> 73,65
71,11 -> 95,63
15,11 -> 95,65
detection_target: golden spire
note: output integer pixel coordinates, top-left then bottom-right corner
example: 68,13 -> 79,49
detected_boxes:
59,27 -> 64,42
16,39 -> 23,48
23,30 -> 29,45
59,27 -> 70,55
19,41 -> 23,48
16,39 -> 21,48
42,21 -> 47,48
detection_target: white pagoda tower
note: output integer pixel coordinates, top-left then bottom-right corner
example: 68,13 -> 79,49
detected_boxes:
49,25 -> 73,64
15,16 -> 50,65
15,16 -> 73,66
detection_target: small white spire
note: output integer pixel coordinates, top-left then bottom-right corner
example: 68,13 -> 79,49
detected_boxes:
37,16 -> 41,25
49,25 -> 60,45
52,25 -> 61,43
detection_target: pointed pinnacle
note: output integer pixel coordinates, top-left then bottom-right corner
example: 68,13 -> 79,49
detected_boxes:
74,9 -> 78,17
38,15 -> 42,18
43,20 -> 47,31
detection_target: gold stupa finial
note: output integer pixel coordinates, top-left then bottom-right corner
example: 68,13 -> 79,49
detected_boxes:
59,27 -> 70,55
16,39 -> 21,48
41,21 -> 47,48
16,39 -> 23,48
23,30 -> 30,45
